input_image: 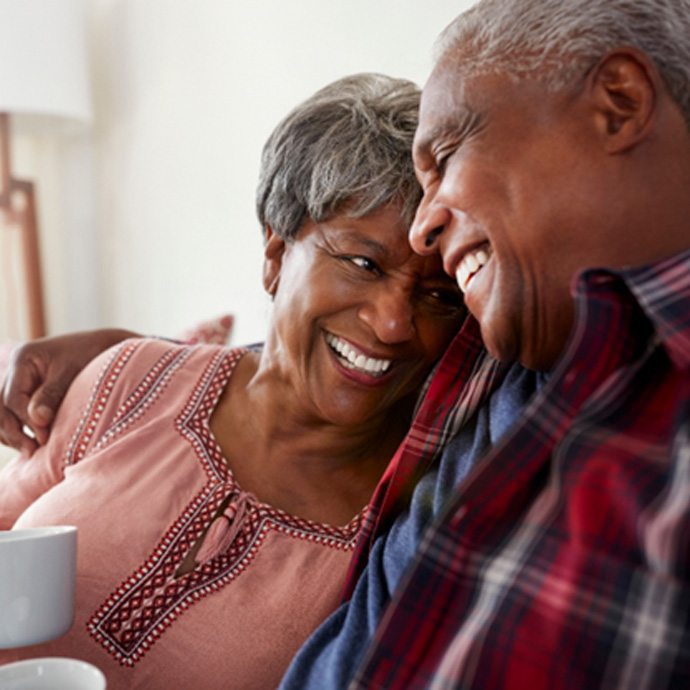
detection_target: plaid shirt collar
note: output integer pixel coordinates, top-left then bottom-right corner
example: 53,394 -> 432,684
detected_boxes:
612,247 -> 690,370
342,316 -> 510,597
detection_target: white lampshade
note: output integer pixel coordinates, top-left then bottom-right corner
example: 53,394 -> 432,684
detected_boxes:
0,0 -> 91,133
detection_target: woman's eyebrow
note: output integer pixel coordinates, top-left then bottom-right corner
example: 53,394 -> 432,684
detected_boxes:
328,230 -> 390,258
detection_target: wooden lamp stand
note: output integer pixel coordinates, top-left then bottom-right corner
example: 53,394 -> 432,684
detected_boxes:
0,112 -> 46,338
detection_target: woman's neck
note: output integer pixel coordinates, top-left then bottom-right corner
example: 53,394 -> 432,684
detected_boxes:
209,348 -> 412,524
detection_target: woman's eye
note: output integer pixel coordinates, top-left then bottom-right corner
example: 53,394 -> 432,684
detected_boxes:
343,255 -> 380,274
421,288 -> 465,315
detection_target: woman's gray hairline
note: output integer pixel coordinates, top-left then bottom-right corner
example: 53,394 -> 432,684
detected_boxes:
257,73 -> 422,242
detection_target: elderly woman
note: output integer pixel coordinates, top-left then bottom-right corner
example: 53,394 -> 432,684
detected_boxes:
0,74 -> 463,689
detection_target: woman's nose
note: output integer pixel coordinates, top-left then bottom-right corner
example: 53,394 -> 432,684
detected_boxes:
358,288 -> 415,344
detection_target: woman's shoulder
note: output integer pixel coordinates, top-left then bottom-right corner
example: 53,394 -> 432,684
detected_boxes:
63,338 -> 240,416
80,337 -> 245,396
98,337 -> 240,368
56,339 -> 247,464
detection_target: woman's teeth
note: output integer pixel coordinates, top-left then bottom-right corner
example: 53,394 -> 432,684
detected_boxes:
455,243 -> 492,294
325,334 -> 392,376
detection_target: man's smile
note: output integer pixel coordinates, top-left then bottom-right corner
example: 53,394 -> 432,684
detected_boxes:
455,241 -> 492,294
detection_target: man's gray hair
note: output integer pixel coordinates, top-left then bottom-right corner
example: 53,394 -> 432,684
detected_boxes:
437,0 -> 690,128
256,73 -> 421,241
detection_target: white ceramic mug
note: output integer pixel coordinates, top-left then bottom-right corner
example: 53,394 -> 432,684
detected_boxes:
0,657 -> 106,689
0,526 -> 77,649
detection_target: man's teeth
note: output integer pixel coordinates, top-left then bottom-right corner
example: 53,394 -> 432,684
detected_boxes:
455,244 -> 491,294
325,334 -> 392,376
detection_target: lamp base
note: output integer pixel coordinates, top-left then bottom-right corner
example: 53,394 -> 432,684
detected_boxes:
0,112 -> 46,339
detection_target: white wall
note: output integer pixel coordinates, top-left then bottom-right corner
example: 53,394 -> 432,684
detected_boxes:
4,0 -> 477,346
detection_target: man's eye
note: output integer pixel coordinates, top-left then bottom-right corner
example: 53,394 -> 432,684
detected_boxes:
435,154 -> 450,175
433,145 -> 456,175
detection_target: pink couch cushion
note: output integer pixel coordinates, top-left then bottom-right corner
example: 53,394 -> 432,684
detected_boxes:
177,313 -> 234,345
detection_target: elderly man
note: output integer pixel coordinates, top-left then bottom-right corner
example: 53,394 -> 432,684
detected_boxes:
283,0 -> 690,688
3,1 -> 690,688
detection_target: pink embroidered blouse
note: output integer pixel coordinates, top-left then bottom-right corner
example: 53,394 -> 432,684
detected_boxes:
0,340 -> 365,690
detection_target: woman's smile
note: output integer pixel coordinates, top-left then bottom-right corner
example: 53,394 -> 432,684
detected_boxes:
324,332 -> 394,382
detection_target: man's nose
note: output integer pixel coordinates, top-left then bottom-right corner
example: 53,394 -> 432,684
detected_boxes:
409,196 -> 449,256
358,286 -> 416,345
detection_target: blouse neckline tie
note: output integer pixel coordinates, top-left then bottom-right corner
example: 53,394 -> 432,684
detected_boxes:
195,491 -> 256,565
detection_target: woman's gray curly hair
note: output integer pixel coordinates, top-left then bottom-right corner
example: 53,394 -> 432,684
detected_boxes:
256,73 -> 422,241
436,0 -> 690,130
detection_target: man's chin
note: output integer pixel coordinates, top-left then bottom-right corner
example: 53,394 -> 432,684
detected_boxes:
479,323 -> 521,364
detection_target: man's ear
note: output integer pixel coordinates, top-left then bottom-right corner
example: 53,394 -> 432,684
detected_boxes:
262,225 -> 286,297
587,48 -> 657,153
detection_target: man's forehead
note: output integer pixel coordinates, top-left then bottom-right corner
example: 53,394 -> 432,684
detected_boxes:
415,62 -> 473,153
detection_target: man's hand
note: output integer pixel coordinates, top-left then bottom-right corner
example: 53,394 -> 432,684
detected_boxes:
0,329 -> 138,454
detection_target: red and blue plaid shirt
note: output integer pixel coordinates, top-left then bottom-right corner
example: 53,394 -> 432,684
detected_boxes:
347,248 -> 690,689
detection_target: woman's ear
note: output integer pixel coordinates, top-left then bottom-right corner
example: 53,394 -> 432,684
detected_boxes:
587,48 -> 657,153
262,225 -> 286,297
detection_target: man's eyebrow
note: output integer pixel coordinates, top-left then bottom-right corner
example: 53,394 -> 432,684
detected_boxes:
413,124 -> 451,159
414,108 -> 478,160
